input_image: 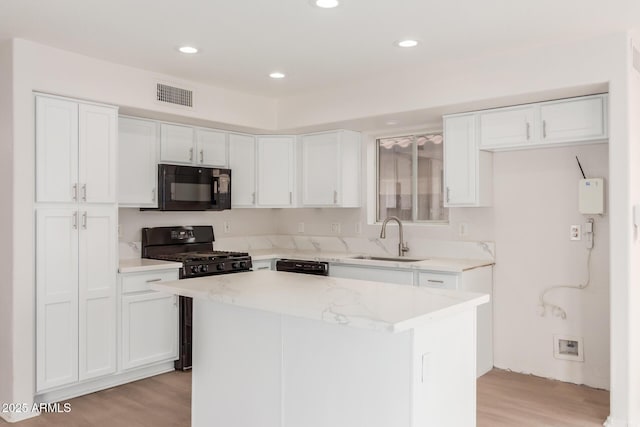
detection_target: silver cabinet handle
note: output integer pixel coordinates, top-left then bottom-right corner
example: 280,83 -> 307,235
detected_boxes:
526,122 -> 530,140
333,190 -> 338,204
81,184 -> 87,202
72,211 -> 78,230
146,278 -> 162,283
189,148 -> 194,161
72,184 -> 78,201
152,188 -> 156,201
200,149 -> 204,164
446,187 -> 451,203
81,212 -> 87,229
542,120 -> 547,138
289,191 -> 292,204
427,279 -> 444,284
252,192 -> 256,205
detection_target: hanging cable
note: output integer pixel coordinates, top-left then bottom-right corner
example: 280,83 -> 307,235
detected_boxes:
538,223 -> 594,320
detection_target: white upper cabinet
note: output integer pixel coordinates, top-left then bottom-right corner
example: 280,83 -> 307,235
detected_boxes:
229,133 -> 256,207
443,114 -> 492,207
118,117 -> 158,208
37,96 -> 117,204
160,123 -> 195,164
478,106 -> 535,149
300,130 -> 361,207
539,95 -> 607,144
196,128 -> 227,167
257,136 -> 296,207
476,94 -> 608,151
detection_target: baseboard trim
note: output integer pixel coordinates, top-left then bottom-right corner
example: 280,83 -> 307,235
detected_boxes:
604,414 -> 639,427
35,362 -> 175,404
0,409 -> 41,423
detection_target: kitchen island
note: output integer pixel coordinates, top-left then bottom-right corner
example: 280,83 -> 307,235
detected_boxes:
153,270 -> 489,427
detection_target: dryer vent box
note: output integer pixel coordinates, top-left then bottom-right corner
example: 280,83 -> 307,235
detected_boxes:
579,178 -> 604,215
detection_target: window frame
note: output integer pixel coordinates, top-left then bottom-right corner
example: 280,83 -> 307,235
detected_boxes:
374,131 -> 449,225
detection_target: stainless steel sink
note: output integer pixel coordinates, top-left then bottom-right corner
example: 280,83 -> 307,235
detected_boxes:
349,255 -> 427,262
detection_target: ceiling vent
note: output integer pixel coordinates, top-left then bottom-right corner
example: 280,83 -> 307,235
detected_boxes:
633,45 -> 640,75
156,83 -> 193,108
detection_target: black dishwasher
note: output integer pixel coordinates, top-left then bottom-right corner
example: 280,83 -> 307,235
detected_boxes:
275,259 -> 329,276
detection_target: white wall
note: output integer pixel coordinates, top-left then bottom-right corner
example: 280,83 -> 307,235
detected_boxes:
0,40 -> 15,422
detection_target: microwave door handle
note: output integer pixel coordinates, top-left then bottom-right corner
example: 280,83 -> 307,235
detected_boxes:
211,176 -> 219,208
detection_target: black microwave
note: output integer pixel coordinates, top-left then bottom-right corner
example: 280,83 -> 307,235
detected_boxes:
146,164 -> 231,211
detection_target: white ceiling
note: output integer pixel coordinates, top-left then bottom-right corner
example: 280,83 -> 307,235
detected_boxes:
0,0 -> 638,98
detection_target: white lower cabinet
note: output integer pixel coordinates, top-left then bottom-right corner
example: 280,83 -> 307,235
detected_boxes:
36,206 -> 117,392
329,264 -> 414,285
119,270 -> 179,371
330,262 -> 493,377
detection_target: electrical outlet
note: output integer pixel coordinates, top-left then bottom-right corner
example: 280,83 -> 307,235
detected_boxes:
297,222 -> 305,233
355,222 -> 362,234
570,225 -> 581,241
553,334 -> 584,362
331,223 -> 341,234
223,221 -> 231,233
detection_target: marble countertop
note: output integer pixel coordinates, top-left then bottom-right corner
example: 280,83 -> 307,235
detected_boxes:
119,258 -> 182,274
248,249 -> 493,273
152,270 -> 489,333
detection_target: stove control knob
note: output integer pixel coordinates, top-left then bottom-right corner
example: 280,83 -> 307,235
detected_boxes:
199,265 -> 208,273
239,261 -> 247,269
231,262 -> 239,269
216,263 -> 225,271
190,265 -> 198,274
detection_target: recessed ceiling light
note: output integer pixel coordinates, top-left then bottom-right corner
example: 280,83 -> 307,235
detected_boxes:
314,0 -> 339,8
269,72 -> 286,79
178,46 -> 198,54
396,39 -> 419,48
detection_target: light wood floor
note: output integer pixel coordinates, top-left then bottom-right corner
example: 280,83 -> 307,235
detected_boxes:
2,369 -> 608,426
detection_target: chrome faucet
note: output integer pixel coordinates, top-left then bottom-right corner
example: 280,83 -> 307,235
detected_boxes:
379,216 -> 409,256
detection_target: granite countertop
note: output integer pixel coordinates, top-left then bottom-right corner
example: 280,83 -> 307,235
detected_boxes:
118,258 -> 183,274
151,270 -> 489,333
248,249 -> 493,273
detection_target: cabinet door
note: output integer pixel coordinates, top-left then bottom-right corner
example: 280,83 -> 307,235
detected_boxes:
36,208 -> 79,392
229,133 -> 256,207
478,106 -> 535,149
444,115 -> 477,206
118,117 -> 158,207
36,96 -> 79,203
196,129 -> 227,167
78,206 -> 117,381
301,133 -> 340,206
78,104 -> 117,204
257,136 -> 295,207
160,123 -> 195,164
121,292 -> 178,370
329,264 -> 414,285
540,95 -> 607,143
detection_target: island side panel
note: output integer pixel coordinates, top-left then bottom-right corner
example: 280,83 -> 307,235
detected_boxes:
411,308 -> 477,427
192,300 -> 283,427
281,316 -> 413,427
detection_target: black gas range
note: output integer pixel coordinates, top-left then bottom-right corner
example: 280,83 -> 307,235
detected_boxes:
141,225 -> 252,370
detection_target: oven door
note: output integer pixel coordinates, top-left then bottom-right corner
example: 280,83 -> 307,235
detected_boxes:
157,164 -> 216,211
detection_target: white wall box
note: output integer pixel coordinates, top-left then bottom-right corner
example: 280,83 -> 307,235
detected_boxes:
257,136 -> 296,207
228,133 -> 257,207
300,130 -> 361,207
252,259 -> 274,270
118,117 -> 158,208
36,96 -> 117,204
36,206 -> 117,391
119,269 -> 179,370
443,114 -> 493,207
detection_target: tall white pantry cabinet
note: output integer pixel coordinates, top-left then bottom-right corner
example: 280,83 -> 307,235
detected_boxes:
35,95 -> 118,392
